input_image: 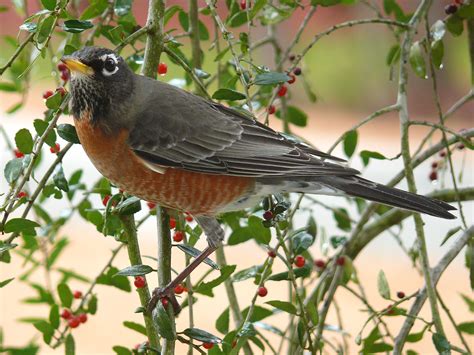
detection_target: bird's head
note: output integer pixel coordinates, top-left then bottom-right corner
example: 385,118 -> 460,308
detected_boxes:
61,46 -> 134,127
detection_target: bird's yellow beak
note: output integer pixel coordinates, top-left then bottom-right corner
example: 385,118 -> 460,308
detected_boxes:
61,57 -> 94,76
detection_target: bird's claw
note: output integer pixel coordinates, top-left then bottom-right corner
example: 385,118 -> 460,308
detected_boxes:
147,287 -> 181,315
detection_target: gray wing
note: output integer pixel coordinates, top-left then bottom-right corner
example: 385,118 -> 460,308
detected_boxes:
127,79 -> 358,178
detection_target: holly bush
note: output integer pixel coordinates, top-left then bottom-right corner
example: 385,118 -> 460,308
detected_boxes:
0,0 -> 473,354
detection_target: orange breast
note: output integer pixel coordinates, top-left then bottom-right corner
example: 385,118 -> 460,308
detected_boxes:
74,119 -> 255,215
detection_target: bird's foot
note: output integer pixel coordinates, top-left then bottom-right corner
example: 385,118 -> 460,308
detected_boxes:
147,287 -> 181,315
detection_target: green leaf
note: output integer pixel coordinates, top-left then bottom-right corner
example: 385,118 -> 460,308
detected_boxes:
57,283 -> 73,308
49,304 -> 59,329
343,130 -> 358,158
195,265 -> 236,296
87,294 -> 98,314
333,208 -> 351,231
175,244 -> 219,269
65,334 -> 75,355
34,320 -> 54,344
80,0 -> 109,20
114,0 -> 132,16
232,265 -> 263,282
457,3 -> 474,19
440,226 -> 462,246
183,328 -> 221,343
457,321 -> 474,335
36,15 -> 55,43
460,294 -> 474,312
0,278 -> 14,288
432,333 -> 450,353
15,128 -> 34,154
360,150 -> 386,166
377,270 -> 391,300
311,0 -> 342,6
228,227 -> 253,245
198,20 -> 209,40
266,300 -> 297,315
115,264 -> 154,276
254,72 -> 290,85
306,302 -> 319,325
216,308 -> 229,334
19,22 -> 38,32
248,216 -> 271,244
364,342 -> 394,353
57,124 -> 80,144
164,5 -> 182,25
431,40 -> 444,69
34,119 -> 56,147
291,230 -> 314,255
406,326 -> 427,343
386,44 -> 401,66
275,106 -> 308,127
123,321 -> 147,335
41,0 -> 56,10
0,243 -> 17,255
212,88 -> 246,101
445,14 -> 464,37
409,41 -> 426,78
53,165 -> 69,192
241,305 -> 273,322
4,158 -> 23,184
154,303 -> 175,340
63,20 -> 94,33
268,263 -> 312,281
114,196 -> 142,215
45,91 -> 63,109
112,346 -> 132,355
4,218 -> 39,234
0,82 -> 19,91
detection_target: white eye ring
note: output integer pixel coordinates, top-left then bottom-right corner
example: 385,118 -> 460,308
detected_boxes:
101,54 -> 119,77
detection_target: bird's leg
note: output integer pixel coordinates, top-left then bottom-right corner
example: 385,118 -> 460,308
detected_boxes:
147,216 -> 224,315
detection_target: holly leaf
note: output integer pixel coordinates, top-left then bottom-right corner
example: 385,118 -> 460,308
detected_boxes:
115,264 -> 154,276
266,300 -> 297,315
182,328 -> 221,343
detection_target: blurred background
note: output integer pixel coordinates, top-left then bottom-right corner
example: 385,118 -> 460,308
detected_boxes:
1,0 -> 473,353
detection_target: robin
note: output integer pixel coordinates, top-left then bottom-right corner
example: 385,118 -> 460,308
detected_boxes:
62,46 -> 455,313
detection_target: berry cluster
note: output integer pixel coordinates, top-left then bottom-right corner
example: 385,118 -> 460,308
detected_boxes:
265,62 -> 301,116
59,290 -> 89,329
43,87 -> 66,100
57,62 -> 70,83
445,0 -> 465,14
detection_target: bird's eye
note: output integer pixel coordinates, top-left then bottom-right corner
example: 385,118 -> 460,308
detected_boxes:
104,58 -> 116,72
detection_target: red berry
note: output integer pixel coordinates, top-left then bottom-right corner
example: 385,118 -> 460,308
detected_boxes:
185,214 -> 193,222
289,54 -> 296,61
457,143 -> 465,150
157,62 -> 168,75
294,255 -> 305,268
169,218 -> 177,229
439,150 -> 447,157
56,87 -> 66,96
263,210 -> 273,220
240,0 -> 251,10
73,290 -> 82,299
50,143 -> 60,154
267,105 -> 276,115
13,149 -> 24,158
257,286 -> 268,297
43,90 -> 54,99
61,309 -> 72,319
429,171 -> 438,181
293,67 -> 302,76
161,297 -> 169,307
174,284 -> 185,294
173,231 -> 184,242
396,291 -> 405,299
57,63 -> 68,72
431,161 -> 438,169
444,4 -> 458,14
277,85 -> 287,97
60,70 -> 70,82
336,256 -> 345,266
134,276 -> 146,288
68,317 -> 80,328
147,201 -> 156,209
203,342 -> 214,350
102,195 -> 111,206
267,249 -> 276,258
287,74 -> 296,84
314,259 -> 325,268
78,313 -> 88,323
17,191 -> 27,199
